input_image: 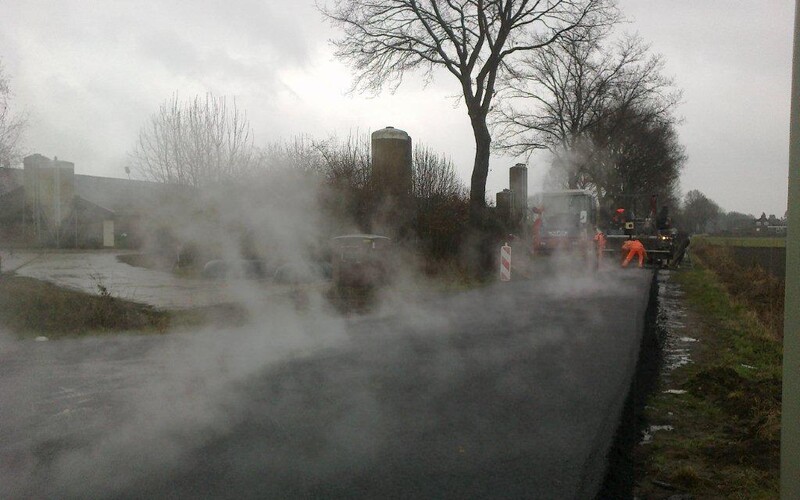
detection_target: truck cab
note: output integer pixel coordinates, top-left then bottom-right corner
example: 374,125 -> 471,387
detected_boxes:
529,190 -> 598,254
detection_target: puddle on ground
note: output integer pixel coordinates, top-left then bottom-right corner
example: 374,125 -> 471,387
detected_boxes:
640,425 -> 675,445
656,270 -> 695,374
638,271 -> 698,447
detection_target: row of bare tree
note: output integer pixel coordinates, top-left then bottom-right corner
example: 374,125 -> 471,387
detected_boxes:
319,0 -> 684,216
130,95 -> 465,202
3,2 -> 686,232
128,0 -> 683,220
129,95 -> 470,257
672,189 -> 784,236
0,61 -> 27,169
494,23 -> 684,211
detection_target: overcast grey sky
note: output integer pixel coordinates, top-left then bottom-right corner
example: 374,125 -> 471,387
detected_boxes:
0,0 -> 793,216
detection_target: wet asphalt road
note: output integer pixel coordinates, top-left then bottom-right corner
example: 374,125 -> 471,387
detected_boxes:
0,268 -> 653,499
0,251 -> 253,309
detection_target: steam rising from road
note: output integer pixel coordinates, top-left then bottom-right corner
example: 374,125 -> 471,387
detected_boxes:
0,168 -> 647,498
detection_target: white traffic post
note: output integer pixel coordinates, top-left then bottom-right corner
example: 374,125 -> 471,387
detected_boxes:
500,242 -> 511,281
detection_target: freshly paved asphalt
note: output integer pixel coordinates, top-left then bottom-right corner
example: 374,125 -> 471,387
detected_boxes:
0,267 -> 654,499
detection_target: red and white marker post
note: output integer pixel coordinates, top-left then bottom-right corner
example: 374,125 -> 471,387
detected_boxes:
500,242 -> 512,282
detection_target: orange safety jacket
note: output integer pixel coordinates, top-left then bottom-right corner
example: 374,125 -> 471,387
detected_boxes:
621,240 -> 645,253
593,232 -> 607,247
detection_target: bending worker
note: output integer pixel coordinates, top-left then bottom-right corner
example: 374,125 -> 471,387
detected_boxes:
621,238 -> 647,268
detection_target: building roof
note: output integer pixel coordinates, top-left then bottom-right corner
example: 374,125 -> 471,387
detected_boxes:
1,166 -> 194,216
72,173 -> 191,215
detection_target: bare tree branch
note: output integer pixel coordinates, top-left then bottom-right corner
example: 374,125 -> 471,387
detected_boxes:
319,0 -> 617,211
494,23 -> 684,211
130,93 -> 256,188
0,61 -> 27,168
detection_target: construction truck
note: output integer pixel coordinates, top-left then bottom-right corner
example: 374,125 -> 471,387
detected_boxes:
526,190 -> 676,267
528,190 -> 598,255
601,195 -> 676,267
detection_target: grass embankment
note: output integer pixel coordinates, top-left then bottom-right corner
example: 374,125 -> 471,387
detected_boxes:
635,260 -> 782,498
0,275 -> 247,339
694,242 -> 785,338
693,235 -> 786,248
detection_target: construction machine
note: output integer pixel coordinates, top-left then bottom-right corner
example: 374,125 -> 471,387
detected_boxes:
528,190 -> 598,255
601,195 -> 676,267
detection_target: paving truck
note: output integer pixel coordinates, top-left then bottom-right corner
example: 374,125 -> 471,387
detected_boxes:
601,195 -> 677,267
527,190 -> 676,267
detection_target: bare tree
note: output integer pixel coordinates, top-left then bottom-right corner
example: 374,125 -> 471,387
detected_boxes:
0,61 -> 27,168
589,104 -> 684,211
413,143 -> 464,200
682,189 -> 722,234
320,0 -> 616,213
314,132 -> 373,190
716,211 -> 754,234
494,23 -> 683,212
495,24 -> 681,183
256,135 -> 328,174
130,93 -> 256,187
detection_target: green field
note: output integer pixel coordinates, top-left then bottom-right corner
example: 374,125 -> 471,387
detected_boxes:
694,235 -> 786,248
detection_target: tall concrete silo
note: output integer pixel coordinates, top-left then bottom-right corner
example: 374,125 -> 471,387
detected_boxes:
371,126 -> 412,201
371,126 -> 412,236
509,163 -> 528,223
23,154 -> 75,240
496,189 -> 514,223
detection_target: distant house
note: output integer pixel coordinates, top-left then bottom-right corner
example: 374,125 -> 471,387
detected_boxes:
755,213 -> 769,229
0,154 -> 192,248
754,212 -> 787,235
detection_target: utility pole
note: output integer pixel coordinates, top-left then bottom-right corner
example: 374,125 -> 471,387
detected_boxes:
782,1 -> 800,497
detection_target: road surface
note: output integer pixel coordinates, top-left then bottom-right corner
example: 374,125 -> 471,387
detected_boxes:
0,267 -> 653,499
0,250 -> 309,309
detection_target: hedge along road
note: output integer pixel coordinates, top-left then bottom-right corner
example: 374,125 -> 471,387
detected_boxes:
0,266 -> 654,499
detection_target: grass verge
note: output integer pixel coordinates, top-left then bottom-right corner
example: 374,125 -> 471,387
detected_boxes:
634,264 -> 782,499
0,275 -> 169,338
0,275 -> 248,338
693,235 -> 785,248
693,242 -> 785,338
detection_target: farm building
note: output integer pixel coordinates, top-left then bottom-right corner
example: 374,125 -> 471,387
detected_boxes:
0,154 -> 192,248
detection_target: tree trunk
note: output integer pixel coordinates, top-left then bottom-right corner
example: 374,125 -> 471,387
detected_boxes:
469,111 -> 491,214
464,108 -> 497,278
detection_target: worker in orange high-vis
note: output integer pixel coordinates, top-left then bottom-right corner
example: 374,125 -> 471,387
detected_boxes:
593,228 -> 607,268
621,238 -> 647,268
531,206 -> 544,255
